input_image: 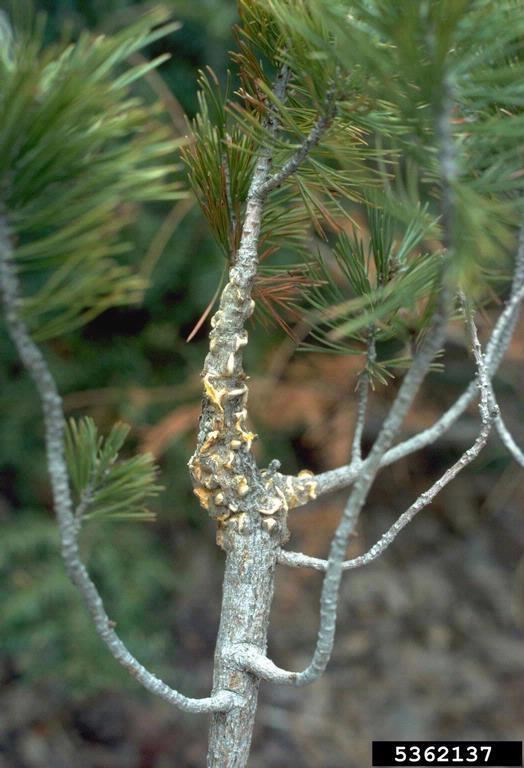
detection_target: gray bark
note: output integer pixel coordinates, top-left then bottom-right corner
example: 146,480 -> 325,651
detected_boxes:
207,526 -> 278,767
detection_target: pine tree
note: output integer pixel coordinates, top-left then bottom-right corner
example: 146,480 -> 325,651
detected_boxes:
1,2 -> 523,766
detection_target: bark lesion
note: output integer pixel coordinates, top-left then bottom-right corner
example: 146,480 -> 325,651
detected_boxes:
189,305 -> 292,544
189,344 -> 320,545
188,64 -> 336,550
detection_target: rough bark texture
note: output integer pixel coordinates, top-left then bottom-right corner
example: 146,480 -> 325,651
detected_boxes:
206,526 -> 278,767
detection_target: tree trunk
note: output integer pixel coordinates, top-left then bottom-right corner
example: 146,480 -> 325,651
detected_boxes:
207,524 -> 278,768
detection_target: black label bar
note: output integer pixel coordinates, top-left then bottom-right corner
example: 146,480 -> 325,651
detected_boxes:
372,741 -> 522,767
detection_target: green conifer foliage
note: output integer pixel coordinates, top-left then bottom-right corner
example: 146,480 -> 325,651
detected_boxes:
0,4 -> 185,340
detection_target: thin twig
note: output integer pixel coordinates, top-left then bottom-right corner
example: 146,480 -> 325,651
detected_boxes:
286,272 -> 524,505
351,330 -> 376,464
495,414 -> 524,466
186,269 -> 225,343
279,408 -> 495,573
222,143 -> 239,258
257,85 -> 337,198
295,286 -> 451,685
0,215 -> 242,715
277,299 -> 499,575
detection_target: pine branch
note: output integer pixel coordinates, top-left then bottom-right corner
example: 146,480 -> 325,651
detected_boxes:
262,83 -> 457,689
257,83 -> 337,197
64,418 -> 162,523
294,289 -> 451,686
276,296 -> 499,575
494,414 -> 524,466
351,330 -> 376,464
0,214 -> 242,716
189,61 -> 316,765
284,224 -> 524,507
279,420 -> 496,574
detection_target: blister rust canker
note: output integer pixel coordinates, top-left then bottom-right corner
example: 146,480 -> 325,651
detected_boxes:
193,486 -> 212,509
203,375 -> 225,413
259,497 -> 282,516
262,517 -> 277,533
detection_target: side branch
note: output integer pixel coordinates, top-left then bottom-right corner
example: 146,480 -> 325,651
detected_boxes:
294,286 -> 451,686
282,88 -> 456,688
257,85 -> 337,198
0,216 -> 242,716
278,302 -> 498,574
351,330 -> 375,464
495,414 -> 524,467
285,270 -> 524,506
